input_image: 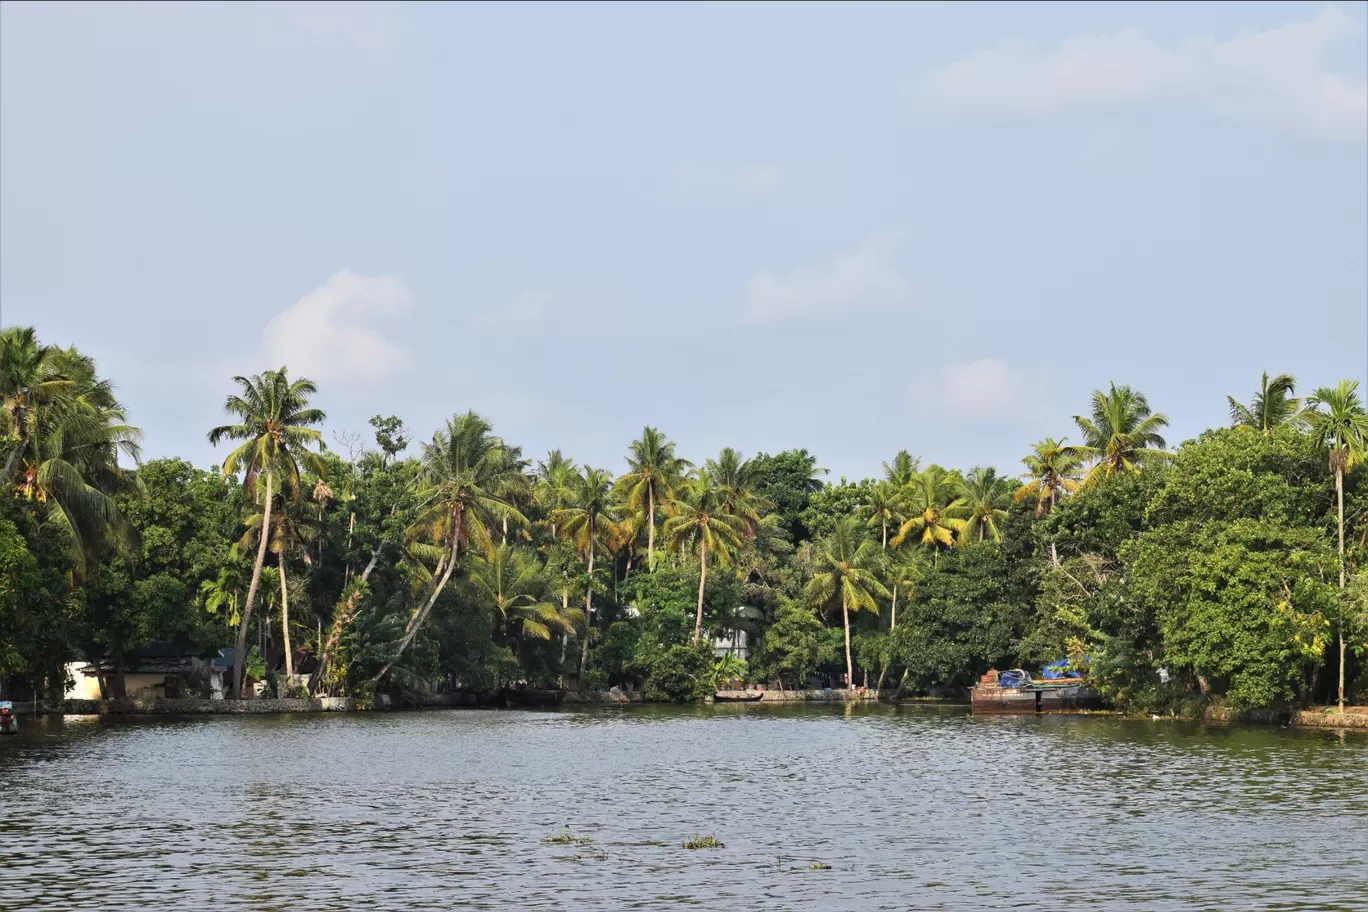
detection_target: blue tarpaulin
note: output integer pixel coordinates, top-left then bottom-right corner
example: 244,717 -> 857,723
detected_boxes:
997,669 -> 1031,687
1043,658 -> 1084,679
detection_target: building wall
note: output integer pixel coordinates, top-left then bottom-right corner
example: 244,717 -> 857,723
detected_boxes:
63,666 -> 169,700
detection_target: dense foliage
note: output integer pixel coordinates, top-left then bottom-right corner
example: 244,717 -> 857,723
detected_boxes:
3,325 -> 1366,712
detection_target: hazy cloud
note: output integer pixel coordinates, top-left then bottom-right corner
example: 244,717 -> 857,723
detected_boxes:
743,239 -> 908,321
936,358 -> 1034,421
261,270 -> 414,385
674,163 -> 788,194
925,7 -> 1367,142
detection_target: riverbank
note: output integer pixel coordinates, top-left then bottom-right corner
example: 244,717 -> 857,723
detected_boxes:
1204,705 -> 1368,730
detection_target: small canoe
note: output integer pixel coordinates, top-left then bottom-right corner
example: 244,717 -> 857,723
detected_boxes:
713,691 -> 764,703
500,688 -> 566,707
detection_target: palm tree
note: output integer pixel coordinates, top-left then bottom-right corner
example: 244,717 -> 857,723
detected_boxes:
804,517 -> 889,690
859,481 -> 904,549
549,467 -> 619,688
468,543 -> 575,645
891,467 -> 969,554
958,467 -> 1012,543
1227,372 -> 1304,433
1014,437 -> 1082,518
238,488 -> 319,684
1306,380 -> 1368,712
704,448 -> 769,534
208,368 -> 325,698
616,427 -> 690,571
490,442 -> 532,545
385,411 -> 526,673
882,450 -> 921,488
884,543 -> 927,630
663,471 -> 746,644
1073,383 -> 1171,485
5,345 -> 142,572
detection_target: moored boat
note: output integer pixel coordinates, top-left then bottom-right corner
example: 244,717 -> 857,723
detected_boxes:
713,691 -> 764,703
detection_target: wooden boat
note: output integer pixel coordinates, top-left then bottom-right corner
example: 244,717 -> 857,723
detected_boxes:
713,691 -> 764,703
970,670 -> 1102,715
499,688 -> 566,708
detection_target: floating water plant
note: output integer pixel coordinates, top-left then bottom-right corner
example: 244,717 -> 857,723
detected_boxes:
681,834 -> 723,850
807,862 -> 831,871
543,825 -> 591,845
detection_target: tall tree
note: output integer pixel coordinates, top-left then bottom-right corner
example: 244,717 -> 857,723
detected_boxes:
958,467 -> 1013,543
704,448 -> 769,534
891,467 -> 969,554
1,326 -> 71,479
1227,372 -> 1304,434
549,467 -> 619,688
1307,379 -> 1368,711
882,450 -> 921,488
884,542 -> 927,630
859,481 -> 904,549
385,411 -> 525,674
1073,383 -> 1171,485
663,471 -> 746,644
1014,437 -> 1082,518
208,368 -> 324,697
804,517 -> 889,690
467,543 -> 575,644
616,427 -> 690,571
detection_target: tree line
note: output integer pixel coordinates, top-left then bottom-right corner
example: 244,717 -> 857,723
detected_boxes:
3,326 -> 1367,712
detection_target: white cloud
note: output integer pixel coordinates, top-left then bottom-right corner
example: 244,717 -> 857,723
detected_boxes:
674,163 -> 787,194
925,7 -> 1367,142
261,270 -> 414,385
937,358 -> 1033,421
743,239 -> 908,321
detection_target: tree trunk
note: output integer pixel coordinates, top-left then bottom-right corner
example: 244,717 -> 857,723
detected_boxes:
842,596 -> 854,690
236,468 -> 274,698
375,507 -> 462,683
558,587 -> 569,687
578,534 -> 595,690
890,583 -> 898,630
1050,541 -> 1060,570
647,487 -> 656,571
279,552 -> 294,683
1,426 -> 28,481
881,519 -> 887,550
1337,465 -> 1346,712
112,655 -> 127,700
309,585 -> 363,696
693,541 -> 708,643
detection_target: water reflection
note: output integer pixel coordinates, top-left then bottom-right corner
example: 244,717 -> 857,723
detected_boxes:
2,706 -> 1365,911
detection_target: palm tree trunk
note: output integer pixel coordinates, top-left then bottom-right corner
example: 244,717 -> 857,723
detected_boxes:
309,585 -> 363,696
693,541 -> 708,643
236,468 -> 274,698
279,553 -> 293,684
376,508 -> 462,682
842,595 -> 854,691
558,587 -> 569,686
881,519 -> 887,550
890,583 -> 897,631
578,534 -> 595,690
1337,465 -> 1345,712
647,485 -> 656,571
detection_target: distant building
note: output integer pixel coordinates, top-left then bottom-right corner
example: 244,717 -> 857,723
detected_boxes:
65,645 -> 234,700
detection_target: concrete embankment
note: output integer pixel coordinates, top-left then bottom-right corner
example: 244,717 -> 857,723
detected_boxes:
1205,705 -> 1368,730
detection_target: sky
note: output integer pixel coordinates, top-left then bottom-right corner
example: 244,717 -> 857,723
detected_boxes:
2,1 -> 1366,481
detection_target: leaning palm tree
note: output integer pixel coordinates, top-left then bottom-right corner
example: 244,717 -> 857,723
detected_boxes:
1073,383 -> 1171,485
958,467 -> 1013,543
468,543 -> 576,644
804,517 -> 889,690
549,467 -> 619,689
208,367 -> 325,697
1227,372 -> 1304,434
1306,380 -> 1368,712
891,466 -> 969,554
859,481 -> 904,550
663,470 -> 746,644
384,411 -> 526,674
1014,437 -> 1082,518
616,426 -> 691,571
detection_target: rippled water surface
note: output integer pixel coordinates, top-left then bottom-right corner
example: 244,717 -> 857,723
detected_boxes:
2,705 -> 1365,911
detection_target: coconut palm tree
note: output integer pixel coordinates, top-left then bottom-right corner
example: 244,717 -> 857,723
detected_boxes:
384,411 -> 526,674
616,427 -> 690,571
1227,372 -> 1304,434
883,543 -> 927,630
208,368 -> 325,697
549,466 -> 619,688
1306,380 -> 1368,711
1073,384 -> 1171,485
804,517 -> 889,690
238,487 -> 320,684
859,481 -> 904,549
490,442 -> 532,545
704,448 -> 769,534
467,543 -> 576,644
1014,437 -> 1082,518
5,345 -> 142,572
663,470 -> 746,644
891,467 -> 969,554
882,450 -> 921,488
958,467 -> 1013,544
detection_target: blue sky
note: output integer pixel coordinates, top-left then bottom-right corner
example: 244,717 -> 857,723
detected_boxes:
2,1 -> 1365,480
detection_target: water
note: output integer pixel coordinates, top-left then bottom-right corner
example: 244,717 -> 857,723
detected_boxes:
2,705 -> 1365,911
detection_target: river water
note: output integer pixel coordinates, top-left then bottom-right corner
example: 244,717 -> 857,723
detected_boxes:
2,705 -> 1365,911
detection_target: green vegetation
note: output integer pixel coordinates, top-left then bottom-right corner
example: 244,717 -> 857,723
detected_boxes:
2,324 -> 1366,715
681,835 -> 723,850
